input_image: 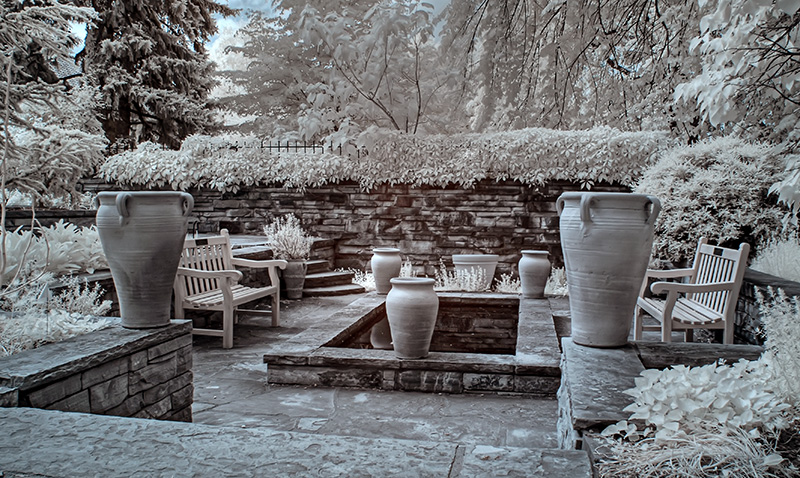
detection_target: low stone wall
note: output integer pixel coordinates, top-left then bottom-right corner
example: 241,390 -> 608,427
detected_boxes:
0,320 -> 193,422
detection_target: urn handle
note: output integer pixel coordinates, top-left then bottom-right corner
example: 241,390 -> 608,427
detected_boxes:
115,192 -> 132,226
180,192 -> 194,217
579,194 -> 594,223
645,195 -> 661,225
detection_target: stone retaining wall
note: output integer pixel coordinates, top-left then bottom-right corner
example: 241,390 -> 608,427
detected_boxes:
77,179 -> 630,277
0,320 -> 193,422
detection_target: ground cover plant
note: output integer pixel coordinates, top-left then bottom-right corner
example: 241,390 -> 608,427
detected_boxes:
597,287 -> 800,477
0,221 -> 111,357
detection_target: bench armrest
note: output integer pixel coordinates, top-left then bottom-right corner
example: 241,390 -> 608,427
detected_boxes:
176,267 -> 243,282
650,280 -> 736,295
230,258 -> 288,270
644,268 -> 694,279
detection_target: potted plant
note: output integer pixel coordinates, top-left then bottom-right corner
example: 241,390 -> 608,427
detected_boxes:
263,215 -> 314,299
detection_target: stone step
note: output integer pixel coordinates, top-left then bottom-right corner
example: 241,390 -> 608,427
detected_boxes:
304,270 -> 356,289
306,259 -> 331,275
303,283 -> 366,297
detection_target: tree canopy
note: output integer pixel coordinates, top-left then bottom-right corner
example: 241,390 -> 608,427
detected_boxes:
76,0 -> 236,150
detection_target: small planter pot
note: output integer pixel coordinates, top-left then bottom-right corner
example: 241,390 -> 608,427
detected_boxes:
371,248 -> 402,295
282,259 -> 307,299
385,277 -> 439,359
452,254 -> 499,290
519,250 -> 551,298
95,191 -> 193,329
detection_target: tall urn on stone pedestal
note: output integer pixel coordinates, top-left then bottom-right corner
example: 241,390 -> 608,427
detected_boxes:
385,277 -> 439,359
557,192 -> 660,347
95,191 -> 194,329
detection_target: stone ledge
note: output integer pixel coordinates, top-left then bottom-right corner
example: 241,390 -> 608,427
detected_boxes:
0,320 -> 191,390
0,407 -> 593,478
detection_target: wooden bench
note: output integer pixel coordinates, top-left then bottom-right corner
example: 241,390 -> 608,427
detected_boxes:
173,229 -> 287,349
634,237 -> 750,345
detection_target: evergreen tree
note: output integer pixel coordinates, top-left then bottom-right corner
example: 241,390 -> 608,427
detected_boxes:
76,0 -> 236,150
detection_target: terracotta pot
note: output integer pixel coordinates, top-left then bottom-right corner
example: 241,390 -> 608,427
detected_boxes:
385,277 -> 439,359
282,259 -> 307,299
452,254 -> 499,290
519,250 -> 551,298
371,248 -> 402,295
557,192 -> 660,347
95,191 -> 193,329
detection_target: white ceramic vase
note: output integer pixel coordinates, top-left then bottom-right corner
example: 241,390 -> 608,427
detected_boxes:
95,191 -> 193,329
557,192 -> 660,347
519,250 -> 551,298
452,254 -> 499,290
371,248 -> 402,295
385,277 -> 439,359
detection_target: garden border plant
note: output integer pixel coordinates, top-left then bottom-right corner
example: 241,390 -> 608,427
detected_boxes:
99,127 -> 673,192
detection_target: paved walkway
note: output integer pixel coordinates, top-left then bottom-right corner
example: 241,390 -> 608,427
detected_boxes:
0,293 -> 593,477
191,294 -> 563,450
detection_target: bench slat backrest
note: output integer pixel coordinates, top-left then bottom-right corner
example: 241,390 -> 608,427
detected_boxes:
178,230 -> 235,296
687,239 -> 750,318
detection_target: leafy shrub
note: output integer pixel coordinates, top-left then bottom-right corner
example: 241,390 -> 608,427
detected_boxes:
262,214 -> 313,260
635,136 -> 785,264
99,128 -> 672,192
751,234 -> 800,283
1,220 -> 108,285
1,274 -> 113,357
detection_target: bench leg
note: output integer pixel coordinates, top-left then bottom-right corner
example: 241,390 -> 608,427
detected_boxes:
222,305 -> 234,349
271,292 -> 280,327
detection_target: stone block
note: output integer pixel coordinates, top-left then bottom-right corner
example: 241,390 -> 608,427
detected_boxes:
0,386 -> 18,407
82,356 -> 129,388
514,375 -> 560,396
90,375 -> 129,413
268,365 -> 383,389
106,393 -> 145,418
168,405 -> 193,423
129,353 -> 178,395
176,345 -> 193,375
397,370 -> 463,393
463,373 -> 514,392
26,374 -> 82,408
47,390 -> 90,413
135,395 -> 172,419
169,384 -> 194,413
130,350 -> 148,371
148,334 -> 192,361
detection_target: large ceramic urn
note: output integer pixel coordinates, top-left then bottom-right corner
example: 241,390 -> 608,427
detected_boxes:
557,192 -> 660,347
385,277 -> 439,359
519,250 -> 551,298
95,191 -> 194,329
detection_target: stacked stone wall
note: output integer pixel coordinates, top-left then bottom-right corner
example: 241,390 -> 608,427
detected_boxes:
0,320 -> 193,422
78,179 -> 630,277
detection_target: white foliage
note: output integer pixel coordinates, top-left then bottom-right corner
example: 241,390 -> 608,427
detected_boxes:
635,136 -> 785,263
1,220 -> 108,285
262,214 -> 313,260
100,127 -> 671,192
751,233 -> 800,283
